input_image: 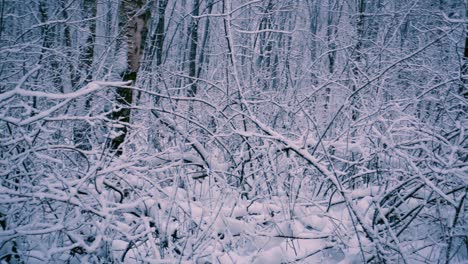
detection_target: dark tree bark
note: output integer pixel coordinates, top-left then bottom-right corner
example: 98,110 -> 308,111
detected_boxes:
111,0 -> 150,154
154,0 -> 168,67
146,0 -> 168,68
461,24 -> 468,98
187,0 -> 200,97
196,0 -> 214,80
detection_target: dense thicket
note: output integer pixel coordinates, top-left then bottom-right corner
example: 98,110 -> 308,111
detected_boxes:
0,0 -> 467,263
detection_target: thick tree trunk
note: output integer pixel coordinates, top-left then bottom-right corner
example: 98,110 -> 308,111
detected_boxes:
111,0 -> 150,154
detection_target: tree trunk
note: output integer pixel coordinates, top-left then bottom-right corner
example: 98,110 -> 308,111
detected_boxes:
351,0 -> 365,122
461,23 -> 468,98
111,0 -> 150,154
187,0 -> 200,97
196,0 -> 214,81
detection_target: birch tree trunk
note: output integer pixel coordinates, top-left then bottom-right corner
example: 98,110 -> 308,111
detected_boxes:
111,0 -> 150,154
